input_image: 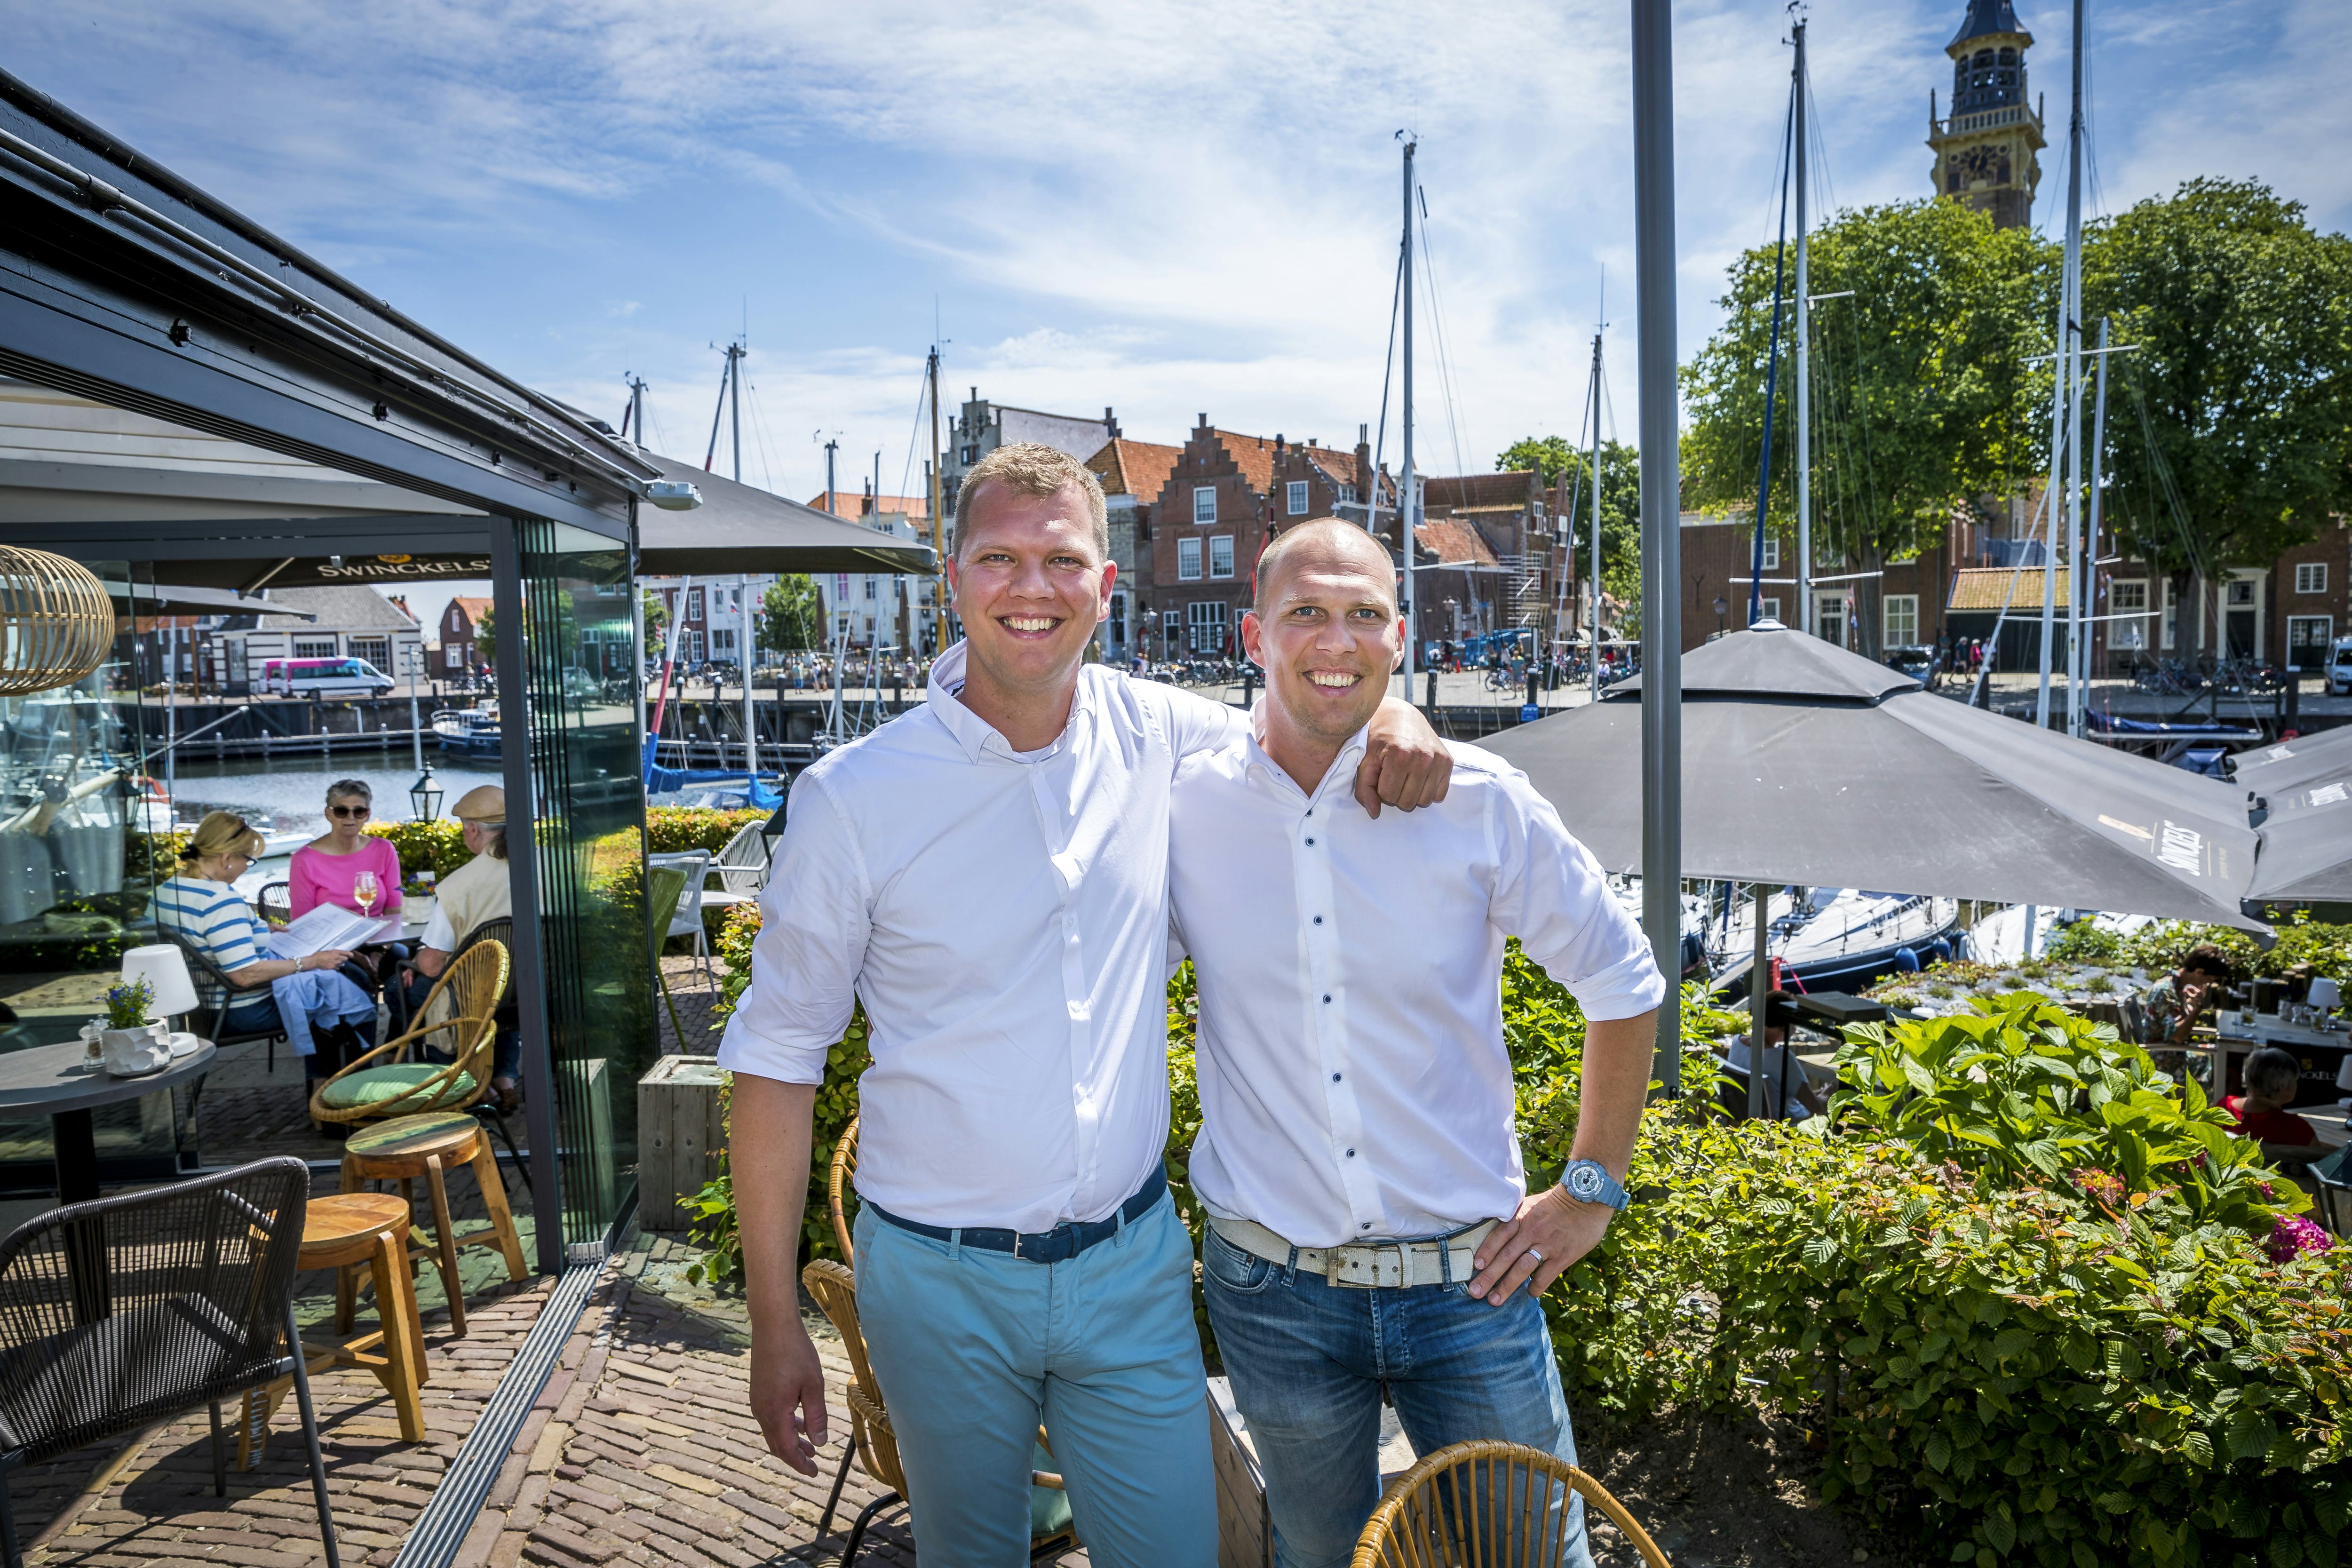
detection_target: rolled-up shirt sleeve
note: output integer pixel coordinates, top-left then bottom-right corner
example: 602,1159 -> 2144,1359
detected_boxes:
715,772 -> 871,1085
1488,768 -> 1667,1022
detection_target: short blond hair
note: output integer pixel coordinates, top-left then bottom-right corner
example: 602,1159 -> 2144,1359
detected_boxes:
182,810 -> 265,867
957,443 -> 1108,562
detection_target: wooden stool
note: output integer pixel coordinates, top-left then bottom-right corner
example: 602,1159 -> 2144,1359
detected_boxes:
239,1192 -> 430,1465
340,1110 -> 526,1337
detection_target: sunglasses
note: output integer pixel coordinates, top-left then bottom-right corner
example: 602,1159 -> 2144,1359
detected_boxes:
328,805 -> 372,820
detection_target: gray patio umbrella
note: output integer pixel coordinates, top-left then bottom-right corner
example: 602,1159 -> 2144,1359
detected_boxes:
2240,730 -> 2352,903
635,454 -> 936,577
1486,623 -> 2265,931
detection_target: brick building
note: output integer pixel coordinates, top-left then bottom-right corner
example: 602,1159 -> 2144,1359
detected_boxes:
1083,436 -> 1183,663
1143,418 -> 1373,657
1413,471 -> 1549,649
943,392 -> 1118,522
438,596 -> 492,679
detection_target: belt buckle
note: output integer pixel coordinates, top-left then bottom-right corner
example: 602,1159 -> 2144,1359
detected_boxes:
1327,1242 -> 1404,1289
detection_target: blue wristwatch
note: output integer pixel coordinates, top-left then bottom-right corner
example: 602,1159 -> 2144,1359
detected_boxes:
1557,1159 -> 1630,1211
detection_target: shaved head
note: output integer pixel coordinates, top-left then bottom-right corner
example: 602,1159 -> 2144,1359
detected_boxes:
1254,518 -> 1397,614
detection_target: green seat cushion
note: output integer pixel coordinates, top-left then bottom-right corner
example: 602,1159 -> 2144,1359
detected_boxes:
319,1064 -> 476,1112
1029,1442 -> 1072,1538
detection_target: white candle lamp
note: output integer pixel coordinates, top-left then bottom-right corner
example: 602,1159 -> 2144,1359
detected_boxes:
118,944 -> 200,1023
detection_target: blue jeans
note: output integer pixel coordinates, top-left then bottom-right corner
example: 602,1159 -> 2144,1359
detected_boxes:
851,1191 -> 1215,1568
1203,1227 -> 1590,1568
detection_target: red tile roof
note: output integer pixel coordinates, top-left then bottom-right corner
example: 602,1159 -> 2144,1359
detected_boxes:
1422,471 -> 1536,514
449,596 -> 493,625
1414,520 -> 1500,567
1086,438 -> 1184,501
806,491 -> 930,520
1201,430 -> 1359,497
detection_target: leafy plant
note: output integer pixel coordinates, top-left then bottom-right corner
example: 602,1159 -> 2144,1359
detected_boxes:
101,977 -> 152,1030
1829,993 -> 2302,1233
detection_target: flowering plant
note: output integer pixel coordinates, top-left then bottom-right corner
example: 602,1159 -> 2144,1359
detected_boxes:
100,977 -> 153,1030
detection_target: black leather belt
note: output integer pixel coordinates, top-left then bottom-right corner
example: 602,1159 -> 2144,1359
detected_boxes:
866,1165 -> 1167,1264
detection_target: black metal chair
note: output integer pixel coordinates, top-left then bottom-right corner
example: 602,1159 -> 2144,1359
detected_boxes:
162,929 -> 292,1077
451,918 -> 527,1182
255,882 -> 292,928
0,1158 -> 338,1568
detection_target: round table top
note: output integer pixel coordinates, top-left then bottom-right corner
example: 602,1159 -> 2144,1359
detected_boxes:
345,1109 -> 481,1162
302,1192 -> 412,1251
0,1038 -> 216,1116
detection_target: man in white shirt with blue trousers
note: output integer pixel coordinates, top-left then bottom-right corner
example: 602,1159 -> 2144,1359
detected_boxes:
718,447 -> 1452,1567
1170,518 -> 1665,1568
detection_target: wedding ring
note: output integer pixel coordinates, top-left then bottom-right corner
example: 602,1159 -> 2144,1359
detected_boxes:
1526,1246 -> 1545,1265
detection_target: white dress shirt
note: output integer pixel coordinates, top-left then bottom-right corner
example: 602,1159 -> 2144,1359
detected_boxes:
717,643 -> 1242,1233
1169,724 -> 1665,1248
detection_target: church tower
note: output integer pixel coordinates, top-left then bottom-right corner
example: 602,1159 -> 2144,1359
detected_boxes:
1927,0 -> 2045,229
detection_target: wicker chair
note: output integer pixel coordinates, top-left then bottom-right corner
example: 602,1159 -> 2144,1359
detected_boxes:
160,928 -> 291,1075
830,1116 -> 860,1266
800,1258 -> 1073,1566
1350,1440 -> 1670,1568
0,1158 -> 339,1568
307,942 -> 508,1130
449,918 -> 526,1180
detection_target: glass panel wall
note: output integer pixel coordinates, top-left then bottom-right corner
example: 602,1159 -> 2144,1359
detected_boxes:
0,569 -> 199,1185
518,520 -> 651,1245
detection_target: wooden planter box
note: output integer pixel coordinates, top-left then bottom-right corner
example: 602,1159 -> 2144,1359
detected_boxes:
638,1054 -> 726,1231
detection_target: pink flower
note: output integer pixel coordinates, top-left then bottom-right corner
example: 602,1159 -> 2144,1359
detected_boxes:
2071,1168 -> 2126,1209
2266,1214 -> 2333,1265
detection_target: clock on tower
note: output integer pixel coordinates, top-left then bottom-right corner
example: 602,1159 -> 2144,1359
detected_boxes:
1926,0 -> 2045,230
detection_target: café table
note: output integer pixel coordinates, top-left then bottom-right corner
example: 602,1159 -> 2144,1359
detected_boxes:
0,1036 -> 216,1318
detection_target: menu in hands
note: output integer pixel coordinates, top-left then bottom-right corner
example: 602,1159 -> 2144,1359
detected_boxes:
269,904 -> 402,960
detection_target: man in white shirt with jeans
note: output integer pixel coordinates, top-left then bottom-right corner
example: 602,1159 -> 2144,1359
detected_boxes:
718,448 -> 1450,1567
1170,519 -> 1664,1568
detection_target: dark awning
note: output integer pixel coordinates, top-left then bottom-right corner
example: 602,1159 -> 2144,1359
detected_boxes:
104,579 -> 315,619
635,455 -> 936,577
1488,623 -> 2265,930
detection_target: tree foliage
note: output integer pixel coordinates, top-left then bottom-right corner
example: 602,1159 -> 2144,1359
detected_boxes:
2082,179 -> 2352,575
1496,436 -> 1642,618
1681,199 -> 2052,583
758,574 -> 824,653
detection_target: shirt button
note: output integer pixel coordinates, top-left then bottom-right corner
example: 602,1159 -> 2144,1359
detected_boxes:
1322,994 -> 1332,1003
1345,1149 -> 1356,1157
1305,836 -> 1315,845
1313,916 -> 1323,925
1331,1072 -> 1342,1082
1362,1222 -> 1373,1231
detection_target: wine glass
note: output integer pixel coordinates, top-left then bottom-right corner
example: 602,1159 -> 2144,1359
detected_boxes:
353,871 -> 380,920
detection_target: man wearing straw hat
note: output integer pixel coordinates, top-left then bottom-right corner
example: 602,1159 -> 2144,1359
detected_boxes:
719,446 -> 1451,1566
1168,519 -> 1663,1568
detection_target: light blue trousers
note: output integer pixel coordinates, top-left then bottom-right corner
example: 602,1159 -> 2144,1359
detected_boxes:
852,1193 -> 1215,1568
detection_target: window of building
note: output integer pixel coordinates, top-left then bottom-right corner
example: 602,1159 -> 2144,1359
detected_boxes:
1883,595 -> 1919,649
1338,484 -> 1357,505
2161,580 -> 2178,651
1759,535 -> 1779,571
685,629 -> 705,661
687,587 -> 705,621
2110,580 -> 2149,651
1287,480 -> 1309,517
348,637 -> 391,670
1753,597 -> 1781,627
710,627 -> 736,655
834,574 -> 850,599
2296,562 -> 2328,595
1178,538 -> 1203,581
1186,600 -> 1229,653
864,578 -> 877,600
1816,593 -> 1848,647
294,637 -> 337,659
1193,486 -> 1216,525
1209,535 -> 1235,579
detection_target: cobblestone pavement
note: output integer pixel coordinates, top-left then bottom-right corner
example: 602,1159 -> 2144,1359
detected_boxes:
454,1230 -> 1088,1568
653,957 -> 729,1058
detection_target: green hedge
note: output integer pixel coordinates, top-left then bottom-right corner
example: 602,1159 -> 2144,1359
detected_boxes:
685,905 -> 2347,1563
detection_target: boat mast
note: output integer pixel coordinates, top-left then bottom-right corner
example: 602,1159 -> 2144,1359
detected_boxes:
2083,315 -> 2111,709
927,346 -> 946,651
1794,14 -> 1812,638
1399,135 -> 1417,699
728,339 -> 745,484
2061,0 -> 2088,737
1585,333 -> 1604,701
2039,0 -> 2085,732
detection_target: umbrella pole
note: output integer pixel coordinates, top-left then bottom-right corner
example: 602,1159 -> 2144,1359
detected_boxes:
1751,881 -> 1770,1122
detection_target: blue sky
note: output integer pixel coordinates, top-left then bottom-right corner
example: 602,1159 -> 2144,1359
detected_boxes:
10,0 -> 2347,515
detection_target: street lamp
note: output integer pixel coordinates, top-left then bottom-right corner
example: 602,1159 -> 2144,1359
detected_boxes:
1713,594 -> 1728,639
409,765 -> 443,823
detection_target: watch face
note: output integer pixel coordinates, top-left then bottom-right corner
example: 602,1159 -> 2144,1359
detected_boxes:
1568,1164 -> 1603,1199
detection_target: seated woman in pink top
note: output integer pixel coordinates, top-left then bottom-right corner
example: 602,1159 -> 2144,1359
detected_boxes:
289,779 -> 406,998
288,779 -> 405,918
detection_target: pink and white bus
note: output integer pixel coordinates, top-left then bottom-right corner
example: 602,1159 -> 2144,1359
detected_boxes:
258,656 -> 395,698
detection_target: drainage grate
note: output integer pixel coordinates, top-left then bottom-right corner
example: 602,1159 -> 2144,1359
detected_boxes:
388,1245 -> 608,1568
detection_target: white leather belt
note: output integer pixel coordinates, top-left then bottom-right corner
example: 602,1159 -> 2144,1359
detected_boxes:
1209,1214 -> 1496,1290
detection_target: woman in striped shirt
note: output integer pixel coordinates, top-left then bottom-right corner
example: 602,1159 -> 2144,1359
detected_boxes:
152,812 -> 380,1093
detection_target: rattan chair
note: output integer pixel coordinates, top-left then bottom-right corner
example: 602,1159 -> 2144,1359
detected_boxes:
0,1158 -> 339,1568
308,942 -> 509,1129
1351,1440 -> 1670,1568
830,1117 -> 860,1266
801,1258 -> 1073,1566
161,928 -> 291,1075
449,918 -> 526,1180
